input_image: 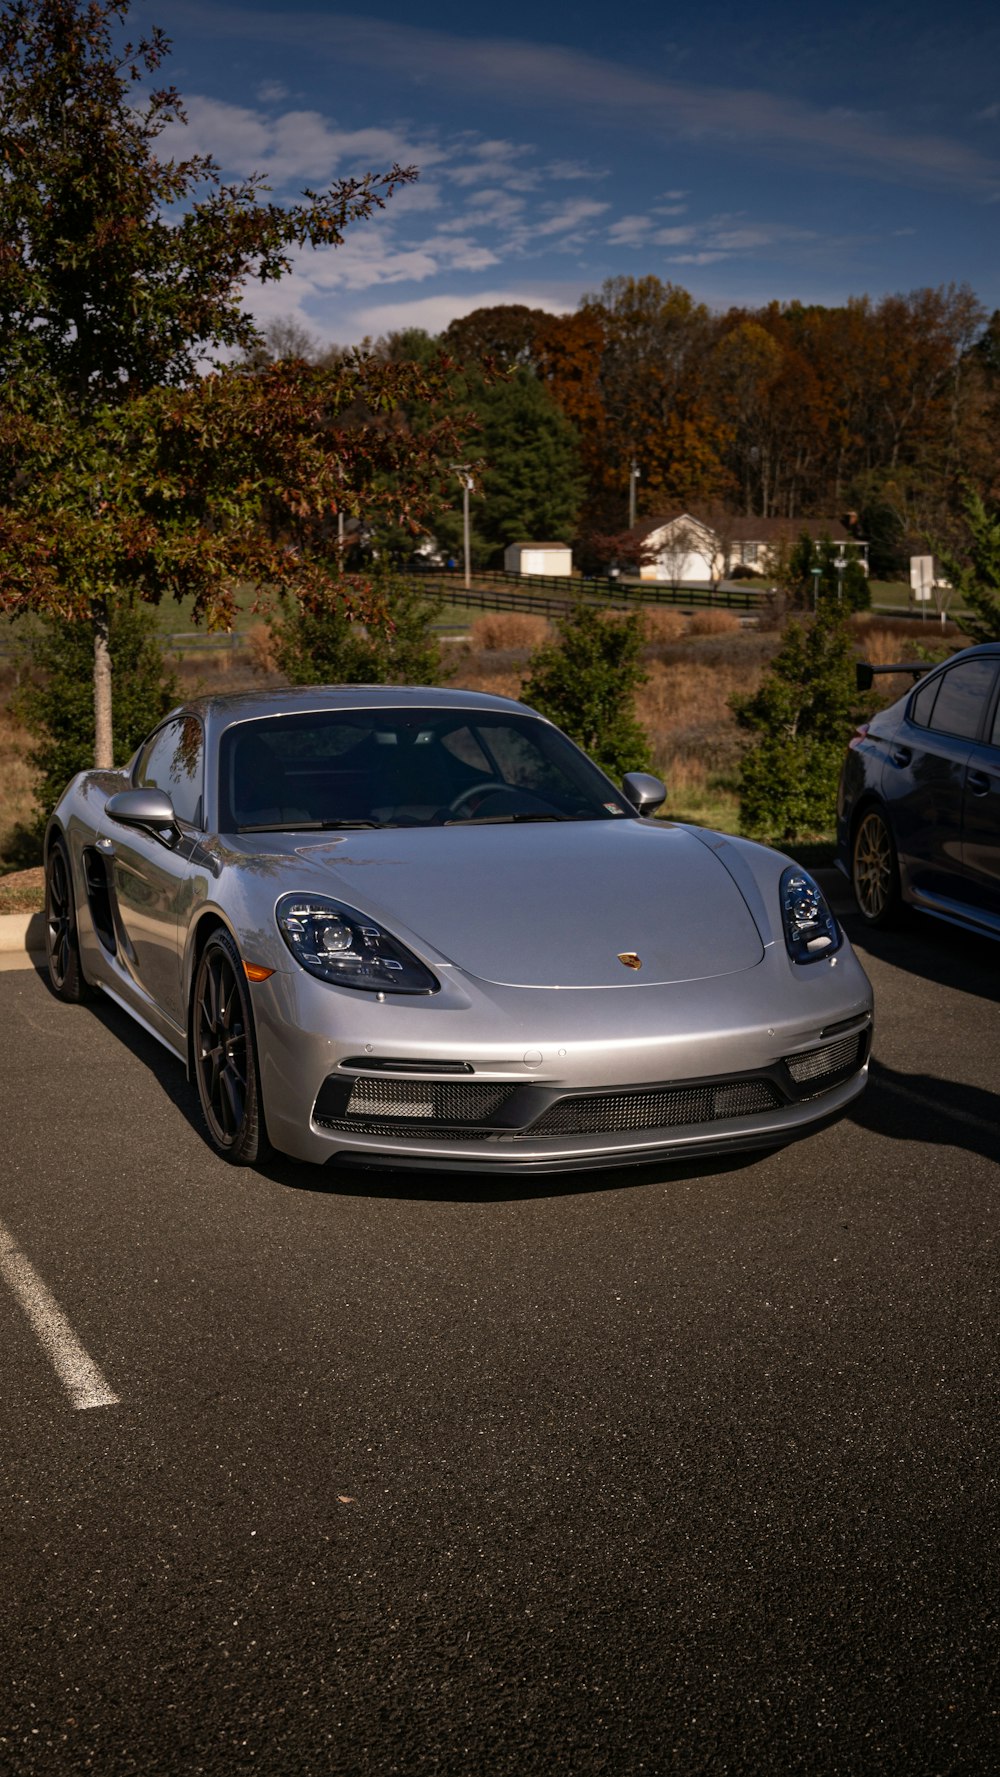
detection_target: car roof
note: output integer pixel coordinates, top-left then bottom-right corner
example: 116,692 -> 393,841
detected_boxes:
169,684 -> 534,735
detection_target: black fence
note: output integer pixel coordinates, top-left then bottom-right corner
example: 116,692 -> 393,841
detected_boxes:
407,565 -> 766,614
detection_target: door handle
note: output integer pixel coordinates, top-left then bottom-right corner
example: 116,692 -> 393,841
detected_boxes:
967,770 -> 991,796
889,746 -> 911,767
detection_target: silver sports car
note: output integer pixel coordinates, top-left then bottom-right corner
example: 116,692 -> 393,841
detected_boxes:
45,686 -> 873,1173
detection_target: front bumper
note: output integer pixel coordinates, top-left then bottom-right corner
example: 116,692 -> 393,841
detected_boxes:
249,949 -> 874,1171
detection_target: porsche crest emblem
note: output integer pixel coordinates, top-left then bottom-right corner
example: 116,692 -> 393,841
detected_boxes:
617,951 -> 642,970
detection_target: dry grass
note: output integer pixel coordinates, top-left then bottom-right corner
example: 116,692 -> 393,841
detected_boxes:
686,608 -> 743,637
0,865 -> 44,913
641,608 -> 688,644
468,612 -> 552,651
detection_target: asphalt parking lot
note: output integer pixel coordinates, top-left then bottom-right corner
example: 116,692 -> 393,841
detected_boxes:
1,907 -> 997,1775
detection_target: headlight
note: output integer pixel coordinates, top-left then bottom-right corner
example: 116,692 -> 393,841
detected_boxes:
779,866 -> 842,964
276,894 -> 439,994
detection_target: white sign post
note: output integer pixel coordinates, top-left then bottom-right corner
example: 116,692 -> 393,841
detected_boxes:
910,555 -> 933,618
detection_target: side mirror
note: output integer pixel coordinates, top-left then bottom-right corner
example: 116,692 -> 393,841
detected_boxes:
622,771 -> 667,817
105,788 -> 179,841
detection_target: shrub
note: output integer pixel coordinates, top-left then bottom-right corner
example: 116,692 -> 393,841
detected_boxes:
731,607 -> 859,842
269,570 -> 445,687
15,603 -> 178,835
523,604 -> 651,779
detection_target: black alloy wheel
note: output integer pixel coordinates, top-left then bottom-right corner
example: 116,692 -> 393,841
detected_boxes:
852,806 -> 901,926
45,839 -> 93,1002
192,929 -> 271,1165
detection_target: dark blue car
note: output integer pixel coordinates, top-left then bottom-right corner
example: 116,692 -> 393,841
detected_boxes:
837,641 -> 1000,939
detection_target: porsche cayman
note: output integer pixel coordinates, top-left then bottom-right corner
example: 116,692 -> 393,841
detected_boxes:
44,686 -> 873,1173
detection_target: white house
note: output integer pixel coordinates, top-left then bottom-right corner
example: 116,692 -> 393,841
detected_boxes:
504,542 -> 573,577
631,509 -> 868,585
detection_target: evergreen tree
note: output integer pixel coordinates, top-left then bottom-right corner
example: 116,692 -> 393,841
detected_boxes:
783,534 -> 870,612
270,571 -> 444,687
472,371 -> 584,567
523,605 -> 650,780
16,604 -> 178,829
732,607 -> 859,842
938,489 -> 1000,642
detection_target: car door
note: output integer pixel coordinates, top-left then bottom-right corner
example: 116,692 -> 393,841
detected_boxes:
959,679 -> 1000,926
102,715 -> 204,1030
882,656 -> 999,907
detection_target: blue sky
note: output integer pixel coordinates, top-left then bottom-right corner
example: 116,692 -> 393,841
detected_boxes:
134,0 -> 1000,346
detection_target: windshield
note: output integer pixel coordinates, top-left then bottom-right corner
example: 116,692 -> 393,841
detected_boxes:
218,708 -> 632,833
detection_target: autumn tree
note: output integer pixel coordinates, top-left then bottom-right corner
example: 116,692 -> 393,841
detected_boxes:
0,0 -> 472,765
580,276 -> 731,518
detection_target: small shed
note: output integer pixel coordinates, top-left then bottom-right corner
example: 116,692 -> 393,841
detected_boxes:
504,542 -> 573,577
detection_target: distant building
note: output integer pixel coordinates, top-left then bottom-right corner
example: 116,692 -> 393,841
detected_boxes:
504,542 -> 573,577
631,509 -> 868,585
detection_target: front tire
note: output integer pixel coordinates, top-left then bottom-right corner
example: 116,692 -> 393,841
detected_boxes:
192,930 -> 272,1165
852,806 -> 901,926
45,838 -> 94,1002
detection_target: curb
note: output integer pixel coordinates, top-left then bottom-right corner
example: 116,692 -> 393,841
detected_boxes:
0,910 -> 46,967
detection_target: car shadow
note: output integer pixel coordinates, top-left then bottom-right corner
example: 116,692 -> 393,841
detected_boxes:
842,909 -> 1000,1005
849,1057 -> 1000,1165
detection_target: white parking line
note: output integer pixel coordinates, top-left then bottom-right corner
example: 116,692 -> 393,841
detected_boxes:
0,1220 -> 120,1410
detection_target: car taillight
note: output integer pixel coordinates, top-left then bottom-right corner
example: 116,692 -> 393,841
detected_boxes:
848,723 -> 870,751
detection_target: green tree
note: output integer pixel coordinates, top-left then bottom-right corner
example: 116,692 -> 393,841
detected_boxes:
0,0 -> 470,766
782,533 -> 870,613
15,603 -> 178,837
269,570 -> 445,686
523,605 -> 650,780
472,370 -> 584,566
938,488 -> 1000,641
732,607 -> 859,842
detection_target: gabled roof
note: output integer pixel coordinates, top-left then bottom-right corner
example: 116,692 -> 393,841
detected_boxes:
633,507 -> 857,545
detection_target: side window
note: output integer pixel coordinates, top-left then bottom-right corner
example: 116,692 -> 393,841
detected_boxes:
910,675 -> 940,728
925,660 -> 997,741
134,716 -> 204,827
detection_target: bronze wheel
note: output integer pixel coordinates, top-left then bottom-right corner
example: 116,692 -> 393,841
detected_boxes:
852,807 -> 901,926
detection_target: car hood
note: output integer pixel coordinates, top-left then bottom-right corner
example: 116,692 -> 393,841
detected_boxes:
286,820 -> 766,989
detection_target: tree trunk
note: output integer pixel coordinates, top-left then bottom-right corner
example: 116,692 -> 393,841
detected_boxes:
93,601 -> 113,769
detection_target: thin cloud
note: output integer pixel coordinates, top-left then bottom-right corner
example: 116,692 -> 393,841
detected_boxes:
162,6 -> 1000,195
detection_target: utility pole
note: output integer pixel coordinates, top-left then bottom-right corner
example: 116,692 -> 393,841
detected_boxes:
629,459 -> 641,531
451,464 -> 474,590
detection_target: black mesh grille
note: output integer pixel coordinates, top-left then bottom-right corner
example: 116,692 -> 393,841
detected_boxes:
343,1077 -> 515,1123
528,1079 -> 781,1137
316,1118 -> 495,1140
783,1034 -> 862,1086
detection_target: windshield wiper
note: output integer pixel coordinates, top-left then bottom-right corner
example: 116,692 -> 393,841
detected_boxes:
236,819 -> 381,833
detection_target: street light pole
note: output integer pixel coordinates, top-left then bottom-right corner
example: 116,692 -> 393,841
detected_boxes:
629,460 -> 641,530
451,464 -> 474,590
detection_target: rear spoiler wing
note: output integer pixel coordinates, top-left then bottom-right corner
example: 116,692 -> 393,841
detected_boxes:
856,661 -> 930,692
